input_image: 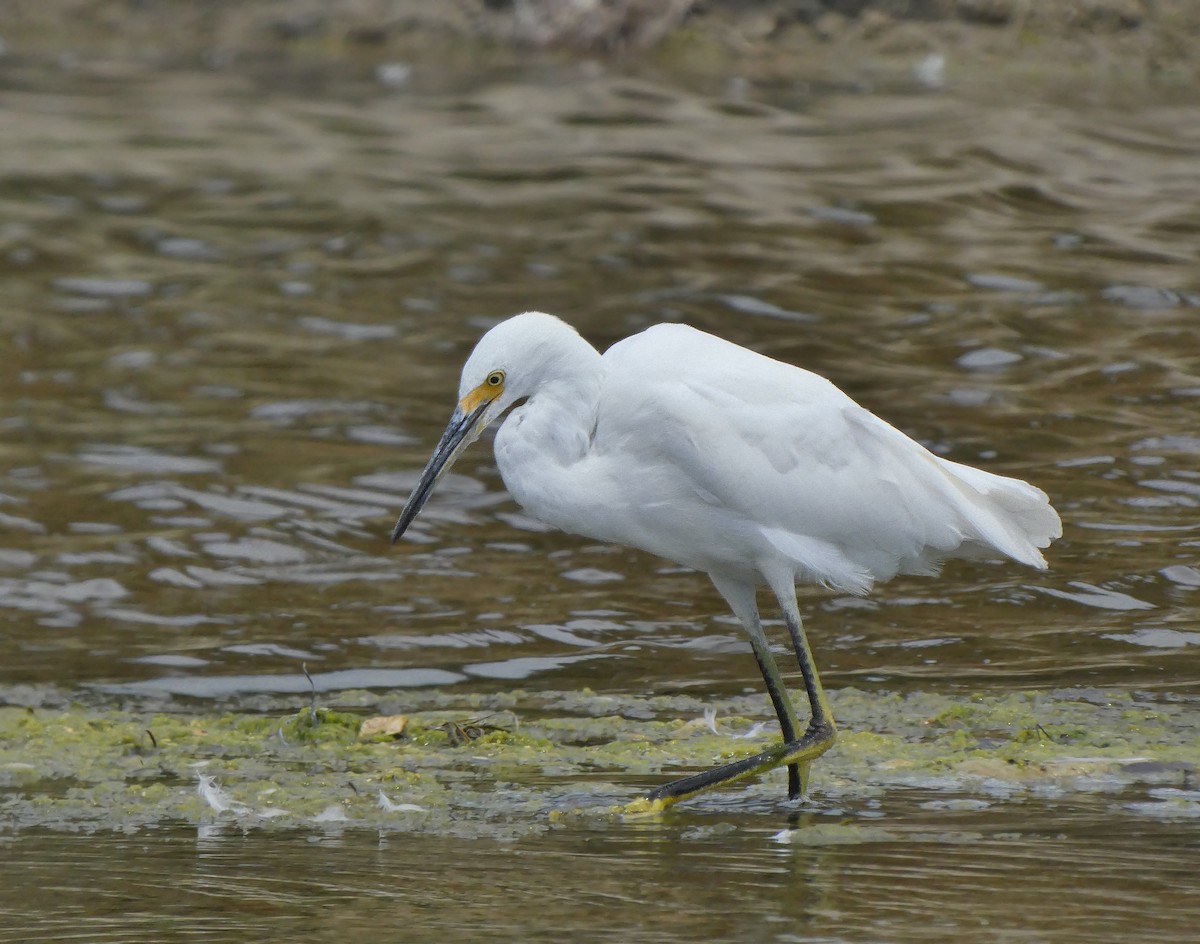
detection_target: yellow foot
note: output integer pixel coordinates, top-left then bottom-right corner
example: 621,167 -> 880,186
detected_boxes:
615,796 -> 673,817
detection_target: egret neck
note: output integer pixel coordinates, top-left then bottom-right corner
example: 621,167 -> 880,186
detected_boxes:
493,341 -> 605,531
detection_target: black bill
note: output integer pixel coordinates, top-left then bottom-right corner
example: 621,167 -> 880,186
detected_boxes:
389,399 -> 489,543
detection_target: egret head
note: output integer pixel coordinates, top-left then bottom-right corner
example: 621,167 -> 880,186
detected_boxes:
389,311 -> 580,543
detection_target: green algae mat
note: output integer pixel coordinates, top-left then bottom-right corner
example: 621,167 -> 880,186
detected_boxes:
2,687 -> 1196,837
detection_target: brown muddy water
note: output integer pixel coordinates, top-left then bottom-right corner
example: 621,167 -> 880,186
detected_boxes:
0,51 -> 1198,943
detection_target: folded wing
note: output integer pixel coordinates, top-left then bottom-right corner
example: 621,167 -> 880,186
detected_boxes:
598,324 -> 1061,593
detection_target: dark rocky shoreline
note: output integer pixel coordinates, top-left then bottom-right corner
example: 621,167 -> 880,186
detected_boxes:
1,0 -> 1195,86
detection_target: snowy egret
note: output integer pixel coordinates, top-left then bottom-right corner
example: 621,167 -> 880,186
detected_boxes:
390,312 -> 1061,807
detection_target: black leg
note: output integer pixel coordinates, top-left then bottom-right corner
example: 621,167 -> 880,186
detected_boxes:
626,577 -> 836,812
779,596 -> 834,732
748,640 -> 802,799
644,723 -> 833,803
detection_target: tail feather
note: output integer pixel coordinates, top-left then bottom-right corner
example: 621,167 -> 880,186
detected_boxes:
842,407 -> 1061,579
936,457 -> 1062,569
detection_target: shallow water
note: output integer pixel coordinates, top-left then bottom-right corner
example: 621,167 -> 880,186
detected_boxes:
1,811 -> 1197,944
1,51 -> 1199,941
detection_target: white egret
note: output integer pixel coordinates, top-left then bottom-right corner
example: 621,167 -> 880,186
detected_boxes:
390,312 -> 1061,807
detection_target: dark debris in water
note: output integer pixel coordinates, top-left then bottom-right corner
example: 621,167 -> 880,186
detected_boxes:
0,686 -> 1197,837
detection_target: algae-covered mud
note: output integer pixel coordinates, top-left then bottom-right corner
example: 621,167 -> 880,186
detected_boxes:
3,687 -> 1196,835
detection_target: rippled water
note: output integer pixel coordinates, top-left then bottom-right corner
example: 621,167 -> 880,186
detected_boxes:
1,53 -> 1199,941
2,810 -> 1197,944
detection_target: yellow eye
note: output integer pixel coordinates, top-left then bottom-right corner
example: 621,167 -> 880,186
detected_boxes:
487,371 -> 505,387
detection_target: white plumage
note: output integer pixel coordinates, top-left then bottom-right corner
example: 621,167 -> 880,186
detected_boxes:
392,311 -> 1061,807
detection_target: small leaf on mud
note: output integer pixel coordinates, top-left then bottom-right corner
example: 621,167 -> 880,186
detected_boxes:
359,714 -> 408,740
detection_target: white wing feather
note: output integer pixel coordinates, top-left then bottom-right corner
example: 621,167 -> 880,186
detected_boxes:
594,324 -> 1060,593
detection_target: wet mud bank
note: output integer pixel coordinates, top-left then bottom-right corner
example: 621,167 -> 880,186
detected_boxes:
2,686 -> 1195,836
